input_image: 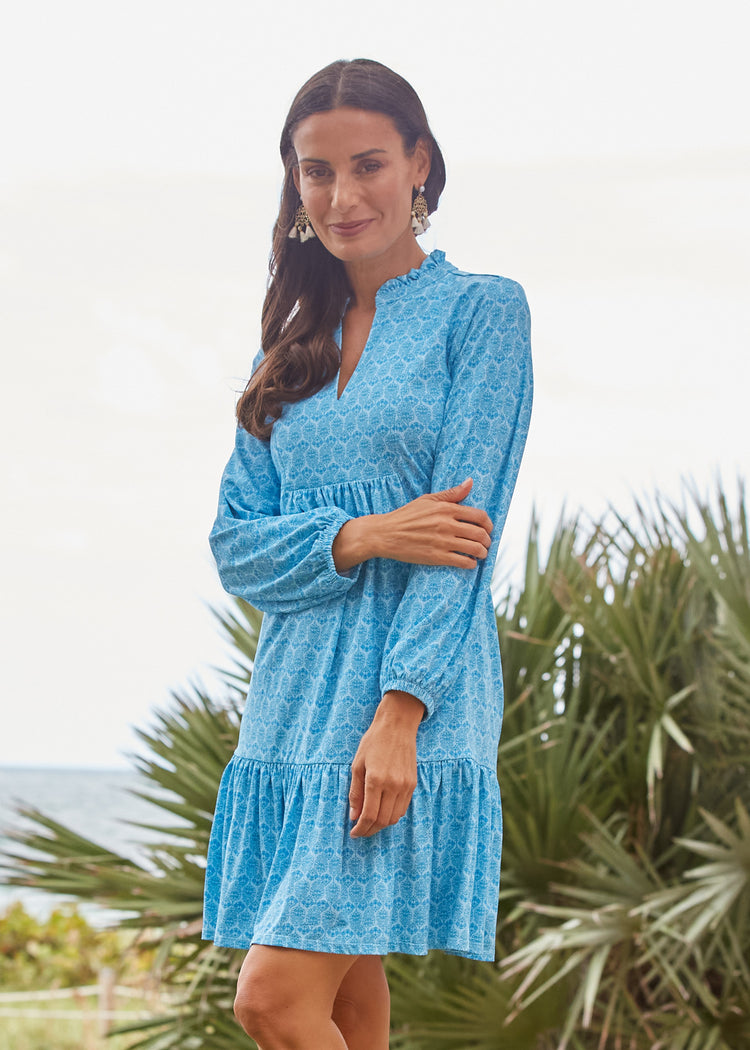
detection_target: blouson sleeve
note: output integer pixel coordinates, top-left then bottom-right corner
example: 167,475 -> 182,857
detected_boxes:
209,353 -> 363,615
378,280 -> 533,719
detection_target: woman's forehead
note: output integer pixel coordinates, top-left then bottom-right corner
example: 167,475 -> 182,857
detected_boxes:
292,107 -> 401,160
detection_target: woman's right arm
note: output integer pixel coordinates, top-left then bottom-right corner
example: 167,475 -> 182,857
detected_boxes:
331,477 -> 494,574
214,433 -> 492,613
209,422 -> 366,614
214,352 -> 494,613
210,348 -> 368,615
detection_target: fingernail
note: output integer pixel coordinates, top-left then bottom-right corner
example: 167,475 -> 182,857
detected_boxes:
349,808 -> 355,820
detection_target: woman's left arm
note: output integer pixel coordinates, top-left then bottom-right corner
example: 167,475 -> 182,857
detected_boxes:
349,278 -> 533,837
378,277 -> 534,720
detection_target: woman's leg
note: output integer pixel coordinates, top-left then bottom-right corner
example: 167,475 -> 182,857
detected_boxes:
331,954 -> 390,1050
233,944 -> 359,1049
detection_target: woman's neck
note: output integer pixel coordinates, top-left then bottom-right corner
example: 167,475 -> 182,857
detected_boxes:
344,236 -> 427,311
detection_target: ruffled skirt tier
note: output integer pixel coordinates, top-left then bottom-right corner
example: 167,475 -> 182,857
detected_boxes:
202,753 -> 502,961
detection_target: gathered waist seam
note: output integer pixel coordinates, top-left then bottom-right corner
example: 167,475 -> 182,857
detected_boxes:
230,753 -> 498,774
282,471 -> 401,497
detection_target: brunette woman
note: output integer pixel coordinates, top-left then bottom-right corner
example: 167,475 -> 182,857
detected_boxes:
203,57 -> 533,1050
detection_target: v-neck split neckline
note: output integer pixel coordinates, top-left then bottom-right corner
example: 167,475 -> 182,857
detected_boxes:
332,249 -> 447,403
335,313 -> 375,401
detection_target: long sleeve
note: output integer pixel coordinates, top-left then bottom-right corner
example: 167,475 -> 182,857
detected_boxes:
379,279 -> 533,718
209,355 -> 363,615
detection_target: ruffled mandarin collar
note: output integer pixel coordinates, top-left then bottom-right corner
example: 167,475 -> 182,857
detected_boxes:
374,249 -> 451,303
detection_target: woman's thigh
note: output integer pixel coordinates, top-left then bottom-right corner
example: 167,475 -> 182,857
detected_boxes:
333,954 -> 389,1008
332,955 -> 390,1050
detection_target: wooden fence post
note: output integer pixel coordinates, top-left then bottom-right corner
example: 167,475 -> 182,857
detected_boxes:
98,966 -> 116,1037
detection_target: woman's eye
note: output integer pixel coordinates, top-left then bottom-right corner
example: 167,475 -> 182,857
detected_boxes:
304,167 -> 329,179
360,162 -> 381,174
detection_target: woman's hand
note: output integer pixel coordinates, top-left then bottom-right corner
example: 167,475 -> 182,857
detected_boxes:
333,477 -> 493,574
349,691 -> 424,838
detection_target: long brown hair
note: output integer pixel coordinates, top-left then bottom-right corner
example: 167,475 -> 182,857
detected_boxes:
237,58 -> 447,440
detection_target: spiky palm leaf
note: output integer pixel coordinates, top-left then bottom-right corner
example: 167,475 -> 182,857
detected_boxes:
2,611 -> 259,1049
494,484 -> 750,1049
387,949 -> 566,1050
4,489 -> 750,1049
496,514 -> 622,901
502,801 -> 750,1049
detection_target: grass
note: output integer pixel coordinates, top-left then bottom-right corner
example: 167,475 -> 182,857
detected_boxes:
0,992 -> 152,1050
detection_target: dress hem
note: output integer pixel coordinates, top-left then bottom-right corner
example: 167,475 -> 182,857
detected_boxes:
201,926 -> 497,963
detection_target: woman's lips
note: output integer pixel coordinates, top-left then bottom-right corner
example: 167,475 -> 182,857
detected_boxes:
329,219 -> 374,237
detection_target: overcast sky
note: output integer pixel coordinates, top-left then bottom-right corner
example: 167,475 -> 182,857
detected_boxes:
1,0 -> 748,769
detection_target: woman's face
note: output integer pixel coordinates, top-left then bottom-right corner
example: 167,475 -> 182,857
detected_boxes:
291,107 -> 430,267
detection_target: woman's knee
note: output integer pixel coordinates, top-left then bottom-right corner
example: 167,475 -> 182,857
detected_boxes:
233,963 -> 290,1038
233,946 -> 356,1040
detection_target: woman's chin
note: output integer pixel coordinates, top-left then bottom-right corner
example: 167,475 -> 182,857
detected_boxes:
321,227 -> 418,268
322,231 -> 381,263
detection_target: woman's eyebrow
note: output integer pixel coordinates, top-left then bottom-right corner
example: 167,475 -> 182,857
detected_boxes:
350,148 -> 387,160
298,148 -> 388,164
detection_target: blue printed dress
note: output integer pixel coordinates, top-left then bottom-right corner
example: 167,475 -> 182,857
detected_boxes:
202,250 -> 533,962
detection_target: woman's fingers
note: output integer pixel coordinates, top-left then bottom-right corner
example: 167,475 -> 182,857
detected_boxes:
348,765 -> 365,824
350,774 -> 382,837
430,477 -> 493,532
453,525 -> 493,560
448,503 -> 494,536
431,476 -> 473,501
422,496 -> 494,553
350,774 -> 415,838
349,790 -> 397,838
427,517 -> 492,565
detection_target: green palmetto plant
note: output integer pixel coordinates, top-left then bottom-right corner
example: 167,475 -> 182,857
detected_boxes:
490,483 -> 750,1050
3,482 -> 749,1049
2,603 -> 264,1049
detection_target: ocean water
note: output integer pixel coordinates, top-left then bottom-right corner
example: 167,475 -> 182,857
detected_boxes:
0,766 -> 187,925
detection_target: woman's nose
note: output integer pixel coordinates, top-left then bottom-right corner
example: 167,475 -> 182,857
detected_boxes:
330,174 -> 358,212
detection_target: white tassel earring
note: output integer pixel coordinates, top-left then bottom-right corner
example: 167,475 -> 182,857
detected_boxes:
289,202 -> 316,242
411,185 -> 430,236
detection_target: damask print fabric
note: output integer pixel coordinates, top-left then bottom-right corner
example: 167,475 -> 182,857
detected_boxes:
202,250 -> 533,961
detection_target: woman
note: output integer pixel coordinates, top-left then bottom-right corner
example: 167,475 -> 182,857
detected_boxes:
203,58 -> 533,1050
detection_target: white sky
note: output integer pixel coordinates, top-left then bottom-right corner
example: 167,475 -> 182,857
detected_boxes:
1,0 -> 749,769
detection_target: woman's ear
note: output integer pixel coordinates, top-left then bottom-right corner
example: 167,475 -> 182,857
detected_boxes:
291,166 -> 301,196
414,138 -> 432,188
